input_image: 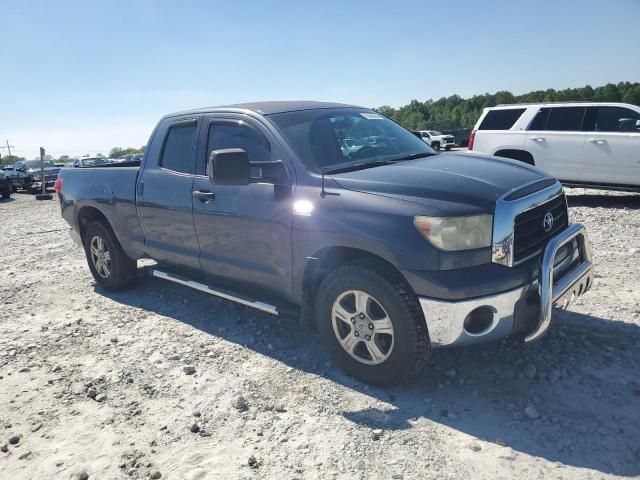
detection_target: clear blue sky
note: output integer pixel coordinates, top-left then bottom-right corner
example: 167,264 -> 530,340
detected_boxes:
1,0 -> 639,158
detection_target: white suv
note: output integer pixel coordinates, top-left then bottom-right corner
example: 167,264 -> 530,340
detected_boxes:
468,102 -> 640,190
417,130 -> 456,150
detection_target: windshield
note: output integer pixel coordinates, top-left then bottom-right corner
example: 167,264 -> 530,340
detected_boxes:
81,157 -> 108,167
269,108 -> 435,172
429,131 -> 442,136
25,160 -> 56,169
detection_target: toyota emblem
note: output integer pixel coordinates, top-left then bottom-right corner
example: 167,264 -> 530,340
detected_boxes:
543,212 -> 554,232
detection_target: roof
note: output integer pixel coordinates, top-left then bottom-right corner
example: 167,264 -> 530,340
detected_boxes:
493,101 -> 635,109
166,100 -> 361,118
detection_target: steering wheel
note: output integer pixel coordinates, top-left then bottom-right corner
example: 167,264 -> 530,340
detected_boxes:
350,145 -> 377,159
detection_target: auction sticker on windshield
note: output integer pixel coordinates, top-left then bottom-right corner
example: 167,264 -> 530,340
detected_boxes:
360,112 -> 384,120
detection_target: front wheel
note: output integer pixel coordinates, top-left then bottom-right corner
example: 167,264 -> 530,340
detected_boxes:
315,264 -> 430,385
83,221 -> 137,291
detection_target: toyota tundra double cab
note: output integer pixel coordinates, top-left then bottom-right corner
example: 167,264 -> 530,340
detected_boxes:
56,101 -> 594,385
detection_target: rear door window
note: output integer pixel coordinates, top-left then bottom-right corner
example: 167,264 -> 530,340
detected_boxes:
160,121 -> 197,173
478,108 -> 526,130
545,107 -> 586,131
528,108 -> 550,130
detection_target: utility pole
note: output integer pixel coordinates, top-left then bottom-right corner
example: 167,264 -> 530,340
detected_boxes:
35,146 -> 53,200
0,140 -> 15,157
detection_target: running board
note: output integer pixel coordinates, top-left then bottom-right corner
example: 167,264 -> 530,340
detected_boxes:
151,269 -> 279,316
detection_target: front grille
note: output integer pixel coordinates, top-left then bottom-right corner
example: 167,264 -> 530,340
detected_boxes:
513,194 -> 568,264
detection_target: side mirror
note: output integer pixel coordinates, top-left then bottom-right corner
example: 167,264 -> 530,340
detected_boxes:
208,148 -> 250,185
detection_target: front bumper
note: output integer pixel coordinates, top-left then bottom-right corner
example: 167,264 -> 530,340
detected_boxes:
419,223 -> 593,348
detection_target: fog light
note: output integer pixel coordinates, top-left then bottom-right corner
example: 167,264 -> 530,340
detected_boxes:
463,306 -> 495,335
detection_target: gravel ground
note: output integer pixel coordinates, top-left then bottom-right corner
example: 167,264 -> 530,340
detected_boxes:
1,189 -> 639,480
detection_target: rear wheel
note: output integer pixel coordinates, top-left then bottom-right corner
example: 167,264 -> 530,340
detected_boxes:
83,221 -> 137,291
315,264 -> 430,385
431,142 -> 440,151
1,186 -> 10,199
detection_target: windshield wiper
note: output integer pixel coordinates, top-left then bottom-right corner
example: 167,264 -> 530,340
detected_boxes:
323,160 -> 394,174
389,152 -> 436,162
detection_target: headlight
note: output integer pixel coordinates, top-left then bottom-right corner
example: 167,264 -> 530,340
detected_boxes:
414,214 -> 493,251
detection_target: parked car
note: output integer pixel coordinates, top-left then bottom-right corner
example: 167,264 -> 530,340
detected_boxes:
56,101 -> 593,385
0,169 -> 12,199
468,102 -> 640,191
73,157 -> 109,168
7,159 -> 60,193
116,153 -> 144,163
417,130 -> 456,150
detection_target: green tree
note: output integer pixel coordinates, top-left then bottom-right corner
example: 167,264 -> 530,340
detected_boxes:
376,81 -> 640,131
0,154 -> 25,167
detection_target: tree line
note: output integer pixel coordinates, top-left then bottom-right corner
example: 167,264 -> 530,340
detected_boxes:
376,81 -> 640,131
0,146 -> 146,167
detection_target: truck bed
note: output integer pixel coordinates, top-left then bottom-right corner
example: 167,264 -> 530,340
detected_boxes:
58,165 -> 146,259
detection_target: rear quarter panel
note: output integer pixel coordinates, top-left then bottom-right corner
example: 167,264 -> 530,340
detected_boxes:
473,130 -> 527,155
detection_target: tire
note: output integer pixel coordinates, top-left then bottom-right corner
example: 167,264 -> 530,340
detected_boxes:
83,221 -> 137,291
445,146 -> 452,151
12,184 -> 17,193
431,142 -> 440,151
1,187 -> 9,199
315,263 -> 430,385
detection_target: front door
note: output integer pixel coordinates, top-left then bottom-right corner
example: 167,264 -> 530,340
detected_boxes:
191,115 -> 294,298
525,106 -> 587,182
136,115 -> 202,271
581,106 -> 640,186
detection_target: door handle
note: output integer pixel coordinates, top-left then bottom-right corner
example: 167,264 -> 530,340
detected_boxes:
588,138 -> 607,144
193,190 -> 216,202
137,180 -> 144,196
530,137 -> 545,142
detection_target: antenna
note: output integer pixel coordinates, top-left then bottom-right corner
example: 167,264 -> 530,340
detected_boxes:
320,168 -> 326,198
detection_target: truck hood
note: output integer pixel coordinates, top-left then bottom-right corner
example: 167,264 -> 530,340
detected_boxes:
330,153 -> 553,214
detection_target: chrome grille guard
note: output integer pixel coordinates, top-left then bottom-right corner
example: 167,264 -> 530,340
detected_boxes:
525,223 -> 594,342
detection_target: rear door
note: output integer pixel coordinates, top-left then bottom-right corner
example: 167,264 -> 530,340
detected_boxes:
136,115 -> 203,271
525,106 -> 587,181
191,115 -> 294,298
581,106 -> 640,186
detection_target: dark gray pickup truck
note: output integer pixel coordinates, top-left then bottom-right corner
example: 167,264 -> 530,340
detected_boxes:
57,101 -> 594,384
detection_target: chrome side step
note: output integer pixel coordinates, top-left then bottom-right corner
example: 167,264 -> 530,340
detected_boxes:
151,269 -> 279,316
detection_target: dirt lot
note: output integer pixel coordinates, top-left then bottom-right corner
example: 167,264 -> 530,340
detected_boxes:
1,190 -> 639,480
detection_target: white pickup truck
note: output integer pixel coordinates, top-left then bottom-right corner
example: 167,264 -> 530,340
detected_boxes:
417,130 -> 456,151
468,102 -> 640,191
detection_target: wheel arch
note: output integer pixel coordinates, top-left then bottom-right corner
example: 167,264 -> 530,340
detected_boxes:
494,149 -> 535,166
76,205 -> 112,242
300,246 -> 415,326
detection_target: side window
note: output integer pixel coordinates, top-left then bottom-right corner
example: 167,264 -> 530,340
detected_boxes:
593,107 -> 640,132
478,108 -> 526,130
545,107 -> 586,131
160,121 -> 197,173
206,122 -> 271,175
528,108 -> 550,131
